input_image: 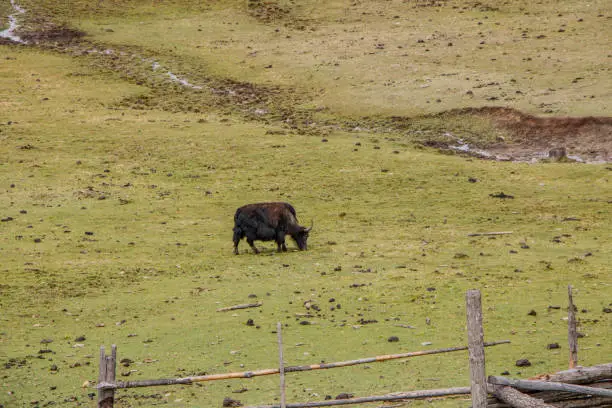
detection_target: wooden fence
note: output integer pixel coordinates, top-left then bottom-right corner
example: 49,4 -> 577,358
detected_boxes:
97,286 -> 612,408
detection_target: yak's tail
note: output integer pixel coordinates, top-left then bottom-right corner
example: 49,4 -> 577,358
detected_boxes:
232,226 -> 244,243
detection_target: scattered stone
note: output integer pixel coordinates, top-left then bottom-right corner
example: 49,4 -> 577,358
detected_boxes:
500,370 -> 510,376
246,319 -> 255,326
335,393 -> 354,400
74,336 -> 86,342
120,358 -> 133,367
387,336 -> 399,342
527,310 -> 537,316
603,307 -> 612,313
515,359 -> 531,367
547,343 -> 560,349
489,192 -> 514,199
548,147 -> 567,161
222,397 -> 243,407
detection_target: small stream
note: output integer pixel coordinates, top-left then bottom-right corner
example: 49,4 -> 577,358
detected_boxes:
1,1 -> 204,90
0,0 -> 26,43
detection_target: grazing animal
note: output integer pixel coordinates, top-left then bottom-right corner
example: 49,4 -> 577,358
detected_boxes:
233,202 -> 312,254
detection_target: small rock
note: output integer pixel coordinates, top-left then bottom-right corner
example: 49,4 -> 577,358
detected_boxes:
246,319 -> 254,326
489,192 -> 514,199
335,393 -> 354,400
603,307 -> 612,313
120,358 -> 133,367
515,359 -> 531,367
500,370 -> 510,376
548,147 -> 567,161
527,310 -> 537,316
387,336 -> 399,342
222,397 -> 243,407
547,343 -> 560,349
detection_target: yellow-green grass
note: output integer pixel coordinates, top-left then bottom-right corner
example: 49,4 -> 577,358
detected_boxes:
1,1 -> 611,407
24,0 -> 612,119
1,45 -> 610,408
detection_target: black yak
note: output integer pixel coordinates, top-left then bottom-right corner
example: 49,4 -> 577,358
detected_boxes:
232,202 -> 312,254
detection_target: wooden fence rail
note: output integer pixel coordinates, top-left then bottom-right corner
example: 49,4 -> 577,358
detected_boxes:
103,341 -> 510,390
97,287 -> 610,408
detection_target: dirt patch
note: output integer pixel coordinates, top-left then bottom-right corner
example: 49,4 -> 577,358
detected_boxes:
19,20 -> 84,44
247,0 -> 291,24
464,107 -> 612,162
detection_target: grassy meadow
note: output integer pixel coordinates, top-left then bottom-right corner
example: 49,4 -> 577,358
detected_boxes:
1,1 -> 611,407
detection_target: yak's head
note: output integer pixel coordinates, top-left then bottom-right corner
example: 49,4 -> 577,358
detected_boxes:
292,223 -> 312,250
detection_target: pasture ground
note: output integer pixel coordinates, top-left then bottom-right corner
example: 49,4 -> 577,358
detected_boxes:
1,1 -> 610,407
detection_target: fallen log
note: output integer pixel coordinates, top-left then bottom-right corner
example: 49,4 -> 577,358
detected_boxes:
243,386 -> 472,408
488,395 -> 612,408
467,231 -> 513,237
488,377 -> 612,398
530,364 -> 612,385
491,385 -> 556,408
487,379 -> 612,407
217,302 -> 263,312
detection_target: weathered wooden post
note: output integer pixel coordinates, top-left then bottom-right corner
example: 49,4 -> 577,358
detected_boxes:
98,345 -> 117,408
277,322 -> 287,408
466,289 -> 487,408
567,285 -> 578,369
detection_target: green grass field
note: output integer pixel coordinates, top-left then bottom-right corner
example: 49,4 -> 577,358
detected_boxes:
1,1 -> 610,407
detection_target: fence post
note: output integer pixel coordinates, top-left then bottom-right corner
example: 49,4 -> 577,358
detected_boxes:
567,285 -> 578,369
466,289 -> 487,408
277,322 -> 286,408
98,345 -> 117,408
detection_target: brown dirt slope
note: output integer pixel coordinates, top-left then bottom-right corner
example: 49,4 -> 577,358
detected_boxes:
462,107 -> 612,162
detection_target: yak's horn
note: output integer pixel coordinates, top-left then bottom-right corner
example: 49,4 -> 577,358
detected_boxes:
305,220 -> 314,232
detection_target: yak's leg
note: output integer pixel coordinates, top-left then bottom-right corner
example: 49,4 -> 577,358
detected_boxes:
276,232 -> 287,252
247,238 -> 260,254
233,228 -> 243,255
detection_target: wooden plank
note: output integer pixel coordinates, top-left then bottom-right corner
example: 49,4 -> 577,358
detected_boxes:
467,289 -> 488,408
